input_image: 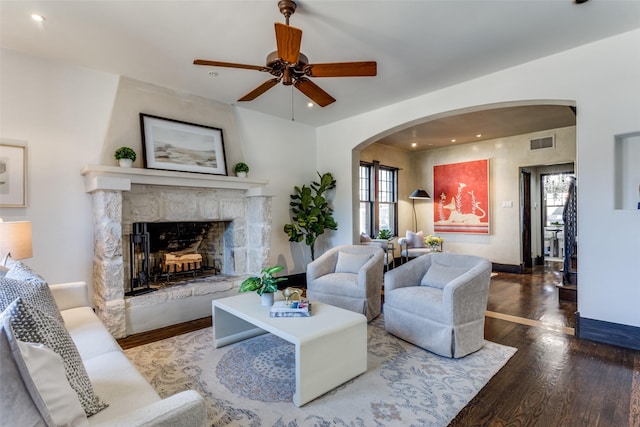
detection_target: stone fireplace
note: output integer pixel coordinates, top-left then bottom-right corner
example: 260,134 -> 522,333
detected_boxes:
82,165 -> 271,338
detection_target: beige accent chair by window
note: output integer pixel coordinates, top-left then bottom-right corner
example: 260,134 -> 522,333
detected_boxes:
306,245 -> 385,322
383,252 -> 492,358
397,230 -> 441,263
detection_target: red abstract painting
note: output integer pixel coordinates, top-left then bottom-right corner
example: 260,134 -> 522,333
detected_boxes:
433,159 -> 490,234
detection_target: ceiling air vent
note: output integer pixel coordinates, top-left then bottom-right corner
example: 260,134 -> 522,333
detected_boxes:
530,135 -> 555,150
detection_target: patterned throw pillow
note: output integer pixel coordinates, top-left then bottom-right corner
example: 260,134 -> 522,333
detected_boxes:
5,261 -> 46,284
0,277 -> 64,324
2,298 -> 108,417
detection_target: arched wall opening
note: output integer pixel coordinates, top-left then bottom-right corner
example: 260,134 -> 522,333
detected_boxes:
350,99 -> 577,269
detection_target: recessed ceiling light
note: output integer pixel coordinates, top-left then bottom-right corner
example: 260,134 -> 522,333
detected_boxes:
451,139 -> 456,143
307,102 -> 314,108
476,134 -> 482,138
31,14 -> 45,22
411,142 -> 417,148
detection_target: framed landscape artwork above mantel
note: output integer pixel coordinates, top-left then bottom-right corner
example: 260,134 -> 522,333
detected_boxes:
433,159 -> 490,234
140,114 -> 227,176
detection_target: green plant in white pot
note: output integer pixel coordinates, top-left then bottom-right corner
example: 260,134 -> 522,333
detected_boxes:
234,162 -> 249,178
114,146 -> 136,168
239,265 -> 287,306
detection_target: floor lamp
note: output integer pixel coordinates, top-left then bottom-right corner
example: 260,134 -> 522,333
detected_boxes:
409,189 -> 431,231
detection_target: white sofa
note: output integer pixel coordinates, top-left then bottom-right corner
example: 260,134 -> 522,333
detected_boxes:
4,280 -> 207,427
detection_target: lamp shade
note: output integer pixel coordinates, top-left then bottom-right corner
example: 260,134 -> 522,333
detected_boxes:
409,189 -> 431,199
0,221 -> 33,262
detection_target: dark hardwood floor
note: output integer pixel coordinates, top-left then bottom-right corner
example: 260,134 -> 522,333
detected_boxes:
117,262 -> 640,426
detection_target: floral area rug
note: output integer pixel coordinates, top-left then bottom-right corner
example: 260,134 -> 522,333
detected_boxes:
124,315 -> 516,426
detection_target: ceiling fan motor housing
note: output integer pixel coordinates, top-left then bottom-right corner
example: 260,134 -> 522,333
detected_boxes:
266,50 -> 308,84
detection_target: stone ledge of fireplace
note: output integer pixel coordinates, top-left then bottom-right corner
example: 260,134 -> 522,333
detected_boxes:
82,165 -> 269,193
125,275 -> 245,306
123,275 -> 247,336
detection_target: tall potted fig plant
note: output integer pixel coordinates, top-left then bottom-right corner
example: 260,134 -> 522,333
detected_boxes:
283,172 -> 337,261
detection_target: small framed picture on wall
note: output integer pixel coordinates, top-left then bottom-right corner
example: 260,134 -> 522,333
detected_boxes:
0,141 -> 27,207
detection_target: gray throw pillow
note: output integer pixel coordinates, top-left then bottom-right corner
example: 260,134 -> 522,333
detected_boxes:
0,277 -> 64,324
0,318 -> 46,427
406,230 -> 426,248
2,298 -> 108,417
335,251 -> 372,274
420,262 -> 469,289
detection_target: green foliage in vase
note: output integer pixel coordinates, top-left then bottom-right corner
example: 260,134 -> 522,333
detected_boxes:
283,172 -> 338,261
376,229 -> 393,240
239,265 -> 287,296
234,162 -> 250,173
114,146 -> 136,161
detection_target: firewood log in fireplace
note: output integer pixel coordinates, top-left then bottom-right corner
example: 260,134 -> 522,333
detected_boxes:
161,253 -> 202,273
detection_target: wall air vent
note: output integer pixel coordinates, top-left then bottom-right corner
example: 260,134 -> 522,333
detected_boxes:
530,135 -> 555,150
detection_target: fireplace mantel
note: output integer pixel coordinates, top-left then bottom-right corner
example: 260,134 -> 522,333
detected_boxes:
82,165 -> 269,194
83,164 -> 273,337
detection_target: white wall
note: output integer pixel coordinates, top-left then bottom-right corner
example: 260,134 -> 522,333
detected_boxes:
233,107 -> 317,273
0,49 -> 119,285
0,49 -> 317,289
412,126 -> 575,266
317,29 -> 640,328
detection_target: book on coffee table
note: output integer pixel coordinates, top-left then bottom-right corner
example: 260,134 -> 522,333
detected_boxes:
270,300 -> 312,317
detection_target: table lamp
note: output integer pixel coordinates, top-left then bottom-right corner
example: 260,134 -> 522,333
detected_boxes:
0,220 -> 33,266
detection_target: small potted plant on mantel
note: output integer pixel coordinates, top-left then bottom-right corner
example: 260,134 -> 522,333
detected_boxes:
114,146 -> 137,168
239,265 -> 287,306
234,162 -> 250,178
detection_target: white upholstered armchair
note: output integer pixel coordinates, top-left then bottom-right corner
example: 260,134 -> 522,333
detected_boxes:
306,245 -> 385,322
383,252 -> 492,358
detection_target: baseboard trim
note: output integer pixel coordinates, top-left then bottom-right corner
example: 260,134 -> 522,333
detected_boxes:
491,263 -> 524,274
576,312 -> 640,350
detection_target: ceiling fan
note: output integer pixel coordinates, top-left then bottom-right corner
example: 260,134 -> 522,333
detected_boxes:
193,0 -> 377,107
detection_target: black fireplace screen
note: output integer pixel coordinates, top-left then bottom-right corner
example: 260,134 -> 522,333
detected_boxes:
126,221 -> 221,296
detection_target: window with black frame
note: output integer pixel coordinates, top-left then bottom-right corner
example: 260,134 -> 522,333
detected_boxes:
359,162 -> 398,237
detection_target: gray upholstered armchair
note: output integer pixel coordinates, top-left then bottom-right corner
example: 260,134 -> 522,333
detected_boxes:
383,252 -> 492,358
306,245 -> 384,322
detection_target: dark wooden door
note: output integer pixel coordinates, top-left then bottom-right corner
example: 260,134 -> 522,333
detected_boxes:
521,170 -> 532,268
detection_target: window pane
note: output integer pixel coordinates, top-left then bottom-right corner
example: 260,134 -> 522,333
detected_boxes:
360,202 -> 371,234
378,168 -> 395,203
359,165 -> 370,201
379,202 -> 395,234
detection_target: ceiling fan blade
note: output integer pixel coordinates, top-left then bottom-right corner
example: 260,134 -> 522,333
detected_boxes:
305,61 -> 377,77
193,59 -> 268,72
237,78 -> 280,102
294,78 -> 336,107
275,22 -> 302,64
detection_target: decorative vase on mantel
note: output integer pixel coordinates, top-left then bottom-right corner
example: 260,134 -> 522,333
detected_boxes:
261,292 -> 274,306
118,158 -> 133,168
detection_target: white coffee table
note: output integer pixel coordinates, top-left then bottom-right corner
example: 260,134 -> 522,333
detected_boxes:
212,293 -> 367,407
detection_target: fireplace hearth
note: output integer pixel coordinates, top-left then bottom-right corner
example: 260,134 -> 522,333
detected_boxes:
127,221 -> 224,295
